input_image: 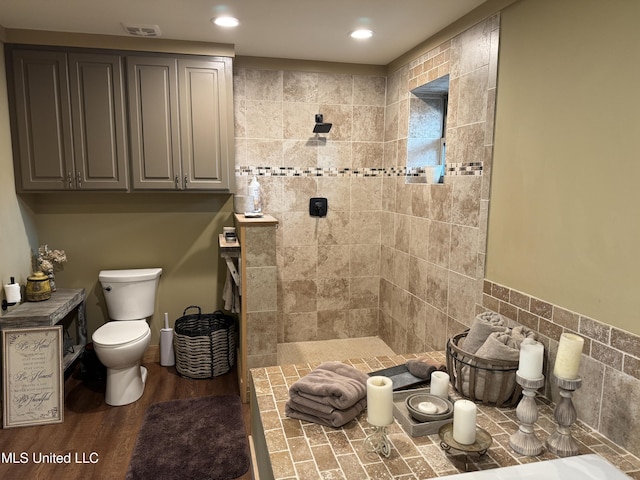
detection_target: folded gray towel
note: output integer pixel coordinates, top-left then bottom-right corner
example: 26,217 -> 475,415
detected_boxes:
285,394 -> 367,428
288,361 -> 369,410
462,312 -> 508,354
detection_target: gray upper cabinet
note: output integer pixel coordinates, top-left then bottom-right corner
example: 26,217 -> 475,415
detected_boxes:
69,53 -> 128,190
10,49 -> 128,191
128,55 -> 233,191
127,56 -> 181,190
11,50 -> 73,190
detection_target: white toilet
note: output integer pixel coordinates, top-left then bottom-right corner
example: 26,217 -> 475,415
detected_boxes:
92,268 -> 162,406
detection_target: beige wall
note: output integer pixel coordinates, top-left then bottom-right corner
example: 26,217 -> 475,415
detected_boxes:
487,0 -> 640,335
0,42 -> 36,294
28,193 -> 234,343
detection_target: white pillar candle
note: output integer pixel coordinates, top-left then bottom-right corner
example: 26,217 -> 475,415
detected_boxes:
366,376 -> 394,427
453,399 -> 477,445
553,333 -> 584,380
430,371 -> 450,400
518,340 -> 544,380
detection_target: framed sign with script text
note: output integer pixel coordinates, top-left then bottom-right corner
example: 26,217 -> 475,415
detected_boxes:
2,326 -> 63,428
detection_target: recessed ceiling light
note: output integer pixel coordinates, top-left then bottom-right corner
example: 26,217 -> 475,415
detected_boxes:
212,16 -> 240,27
350,29 -> 374,39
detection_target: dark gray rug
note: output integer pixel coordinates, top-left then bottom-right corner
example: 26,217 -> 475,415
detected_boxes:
126,395 -> 250,480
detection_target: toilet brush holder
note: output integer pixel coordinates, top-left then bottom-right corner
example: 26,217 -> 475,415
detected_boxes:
160,328 -> 175,366
160,313 -> 175,367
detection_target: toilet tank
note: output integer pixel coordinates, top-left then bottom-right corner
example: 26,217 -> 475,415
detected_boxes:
99,268 -> 162,320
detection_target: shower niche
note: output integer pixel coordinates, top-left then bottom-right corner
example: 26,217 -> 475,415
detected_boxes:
407,74 -> 449,184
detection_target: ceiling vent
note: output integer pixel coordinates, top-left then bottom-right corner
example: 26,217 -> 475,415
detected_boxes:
122,24 -> 162,37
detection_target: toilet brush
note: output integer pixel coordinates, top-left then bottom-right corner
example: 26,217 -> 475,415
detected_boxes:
160,312 -> 175,366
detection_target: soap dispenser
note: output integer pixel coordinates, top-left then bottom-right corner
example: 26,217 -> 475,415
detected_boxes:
247,175 -> 263,215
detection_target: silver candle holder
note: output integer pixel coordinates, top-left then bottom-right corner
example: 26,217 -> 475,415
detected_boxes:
509,372 -> 545,456
364,425 -> 391,457
546,374 -> 582,457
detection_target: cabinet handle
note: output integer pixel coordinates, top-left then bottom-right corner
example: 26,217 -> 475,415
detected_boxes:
175,175 -> 180,189
67,172 -> 73,189
184,174 -> 188,188
77,172 -> 82,189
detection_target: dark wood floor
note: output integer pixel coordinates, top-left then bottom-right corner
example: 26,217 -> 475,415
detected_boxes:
0,351 -> 251,480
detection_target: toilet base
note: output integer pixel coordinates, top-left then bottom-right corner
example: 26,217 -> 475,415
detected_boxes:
105,363 -> 148,406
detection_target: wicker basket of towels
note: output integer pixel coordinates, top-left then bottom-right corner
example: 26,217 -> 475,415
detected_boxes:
446,330 -> 522,407
174,306 -> 237,379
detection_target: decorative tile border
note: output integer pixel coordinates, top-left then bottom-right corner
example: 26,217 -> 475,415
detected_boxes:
446,162 -> 484,176
236,164 -> 482,178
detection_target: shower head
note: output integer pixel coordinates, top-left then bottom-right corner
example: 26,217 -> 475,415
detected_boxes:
313,114 -> 332,134
313,123 -> 332,134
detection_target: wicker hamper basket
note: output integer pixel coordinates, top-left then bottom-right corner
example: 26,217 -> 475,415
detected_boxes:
174,306 -> 237,379
446,330 -> 522,407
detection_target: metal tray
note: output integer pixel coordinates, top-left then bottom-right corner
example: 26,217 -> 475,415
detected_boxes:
367,364 -> 428,391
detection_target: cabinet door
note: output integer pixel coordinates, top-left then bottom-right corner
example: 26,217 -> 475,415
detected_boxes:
178,57 -> 233,191
11,50 -> 74,190
69,53 -> 128,190
127,56 -> 181,190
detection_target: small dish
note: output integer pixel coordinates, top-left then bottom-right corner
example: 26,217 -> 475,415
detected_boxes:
405,393 -> 453,423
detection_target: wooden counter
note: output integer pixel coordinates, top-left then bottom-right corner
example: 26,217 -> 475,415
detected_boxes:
1,288 -> 87,371
249,352 -> 640,479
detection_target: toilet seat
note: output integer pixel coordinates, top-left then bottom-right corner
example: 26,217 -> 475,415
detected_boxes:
93,321 -> 150,348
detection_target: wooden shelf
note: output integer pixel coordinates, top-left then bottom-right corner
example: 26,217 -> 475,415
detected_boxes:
1,288 -> 87,372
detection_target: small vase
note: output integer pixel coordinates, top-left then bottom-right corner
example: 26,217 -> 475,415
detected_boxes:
47,272 -> 57,292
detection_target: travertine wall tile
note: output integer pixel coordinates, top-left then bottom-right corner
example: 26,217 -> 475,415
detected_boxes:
450,224 -> 478,277
246,226 -> 277,267
247,311 -> 278,356
353,75 -> 386,106
282,279 -> 317,313
601,368 -> 640,458
246,266 -> 278,312
278,245 -> 317,280
317,278 -> 349,311
350,244 -> 380,277
245,69 -> 283,101
317,245 -> 349,278
409,217 -> 430,261
283,71 -> 318,103
283,311 -> 317,342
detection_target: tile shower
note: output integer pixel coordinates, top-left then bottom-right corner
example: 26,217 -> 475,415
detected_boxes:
233,12 -> 640,457
234,15 -> 500,355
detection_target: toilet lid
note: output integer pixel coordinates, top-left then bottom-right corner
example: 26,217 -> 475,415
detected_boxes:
93,321 -> 149,346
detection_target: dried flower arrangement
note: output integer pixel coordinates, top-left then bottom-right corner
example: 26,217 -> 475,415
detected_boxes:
37,245 -> 67,274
